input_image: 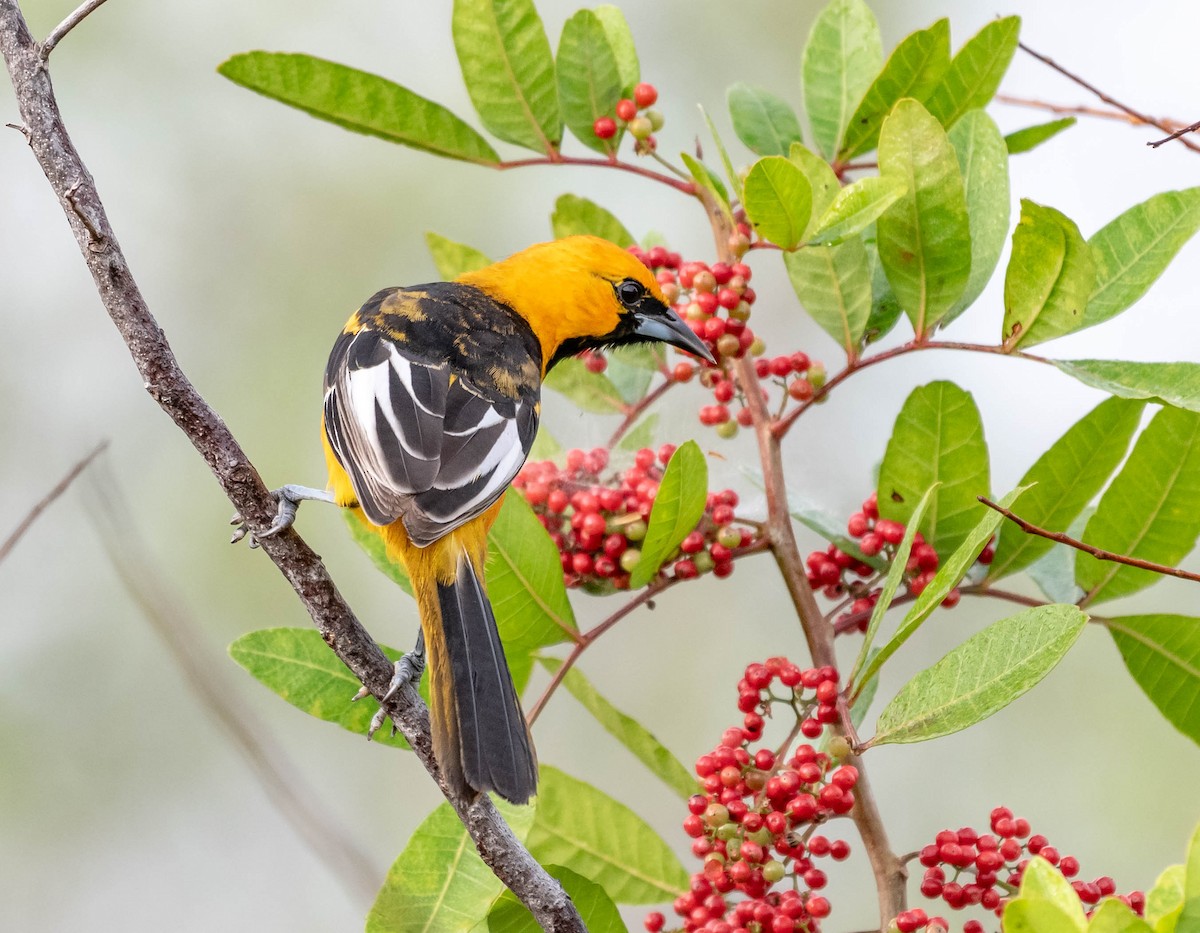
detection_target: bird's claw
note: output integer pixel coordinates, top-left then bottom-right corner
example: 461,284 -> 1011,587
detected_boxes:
229,485 -> 331,547
366,647 -> 427,740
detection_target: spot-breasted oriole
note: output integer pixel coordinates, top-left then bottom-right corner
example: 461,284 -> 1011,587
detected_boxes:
243,235 -> 714,804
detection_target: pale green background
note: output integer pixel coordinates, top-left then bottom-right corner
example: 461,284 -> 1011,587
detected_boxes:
3,0 -> 1199,929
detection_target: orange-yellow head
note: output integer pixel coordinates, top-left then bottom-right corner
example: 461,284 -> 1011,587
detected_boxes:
457,235 -> 714,373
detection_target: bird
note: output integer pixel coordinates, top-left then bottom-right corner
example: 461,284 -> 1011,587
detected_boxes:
236,235 -> 714,804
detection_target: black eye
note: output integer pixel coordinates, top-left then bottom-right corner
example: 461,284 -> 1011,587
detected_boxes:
617,279 -> 644,307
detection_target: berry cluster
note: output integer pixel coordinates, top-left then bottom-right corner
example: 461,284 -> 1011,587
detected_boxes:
915,808 -> 1145,927
649,658 -> 859,933
593,82 -> 663,153
513,445 -> 753,592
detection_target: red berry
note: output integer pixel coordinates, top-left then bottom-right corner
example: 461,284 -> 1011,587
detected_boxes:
616,98 -> 637,121
805,896 -> 830,919
593,116 -> 617,140
634,82 -> 658,107
644,911 -> 665,933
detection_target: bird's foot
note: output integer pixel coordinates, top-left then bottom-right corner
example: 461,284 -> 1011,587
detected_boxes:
361,645 -> 427,740
229,484 -> 334,547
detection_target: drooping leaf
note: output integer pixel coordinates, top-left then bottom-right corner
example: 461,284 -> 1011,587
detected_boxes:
452,0 -> 561,153
1087,898 -> 1154,933
1083,188 -> 1200,329
368,799 -> 536,933
550,193 -> 635,247
556,10 -> 624,156
701,105 -> 744,204
808,176 -> 907,246
1077,406 -> 1200,605
987,397 -> 1146,581
742,156 -> 813,249
1107,614 -> 1200,747
230,628 -> 416,749
877,380 -> 990,557
488,866 -> 624,933
727,83 -> 804,157
801,0 -> 883,159
593,5 -> 639,95
1006,117 -> 1076,155
544,357 -> 626,413
872,604 -> 1087,745
425,231 -> 492,280
527,766 -> 689,903
944,109 -> 1010,325
924,16 -> 1021,129
1004,857 -> 1088,933
218,53 -> 500,165
680,152 -> 733,221
788,142 -> 841,238
1180,823 -> 1200,931
1002,200 -> 1095,350
487,493 -> 578,661
1055,360 -> 1200,414
877,98 -> 971,336
629,441 -> 709,587
538,657 -> 696,799
784,237 -> 873,356
838,19 -> 951,160
1145,865 -> 1186,931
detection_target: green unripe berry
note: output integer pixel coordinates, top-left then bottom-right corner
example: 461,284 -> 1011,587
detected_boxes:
716,421 -> 738,439
645,109 -> 665,131
762,860 -> 786,884
717,526 -> 742,549
704,803 -> 730,827
827,735 -> 853,761
625,519 -> 648,541
715,821 -> 739,841
693,550 -> 715,574
619,548 -> 642,572
628,116 -> 654,140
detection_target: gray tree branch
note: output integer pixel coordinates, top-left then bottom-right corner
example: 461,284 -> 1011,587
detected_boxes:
0,3 -> 582,929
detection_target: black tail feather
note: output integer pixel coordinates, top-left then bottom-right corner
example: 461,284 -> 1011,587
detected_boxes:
436,557 -> 538,804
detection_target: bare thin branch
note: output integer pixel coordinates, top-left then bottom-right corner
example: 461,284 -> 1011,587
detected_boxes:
1150,119 -> 1200,149
40,0 -> 109,59
0,2 -> 582,927
0,441 -> 106,564
978,495 -> 1200,584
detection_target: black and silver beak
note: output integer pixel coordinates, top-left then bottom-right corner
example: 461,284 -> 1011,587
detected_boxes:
632,305 -> 717,364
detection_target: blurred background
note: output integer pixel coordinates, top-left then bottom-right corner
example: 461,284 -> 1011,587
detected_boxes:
3,0 -> 1200,929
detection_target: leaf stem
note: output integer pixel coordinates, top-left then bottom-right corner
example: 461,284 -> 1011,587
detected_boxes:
496,154 -> 697,194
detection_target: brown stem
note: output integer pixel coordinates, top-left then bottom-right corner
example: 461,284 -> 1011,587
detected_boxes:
606,377 -> 674,449
0,5 -> 583,928
995,94 -> 1168,127
1017,41 -> 1200,154
978,495 -> 1200,587
497,154 -> 696,194
39,0 -> 109,58
0,441 -> 107,563
1149,119 -> 1200,149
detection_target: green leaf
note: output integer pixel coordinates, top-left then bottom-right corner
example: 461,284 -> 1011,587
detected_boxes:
1107,614 -> 1200,747
556,10 -> 623,156
701,105 -> 744,204
788,142 -> 841,238
944,109 -> 1010,325
860,485 -> 1029,690
343,510 -> 413,596
425,231 -> 492,280
1003,200 -> 1095,350
1004,857 -> 1088,933
368,799 -> 536,933
550,193 -> 635,247
680,152 -> 732,221
1088,898 -> 1155,933
727,83 -> 804,157
488,866 -> 624,933
452,0 -> 561,153
1006,117 -> 1076,155
538,657 -> 696,799
1146,865 -> 1186,931
606,352 -> 655,405
617,414 -> 660,453
924,16 -> 1021,129
863,229 -> 905,342
872,604 -> 1087,745
487,493 -> 578,662
743,156 -> 813,249
528,766 -> 689,902
878,380 -> 990,557
808,175 -> 907,246
784,237 -> 873,356
230,628 -> 415,749
1055,360 -> 1200,414
528,426 -> 563,462
593,5 -> 639,95
1077,406 -> 1200,604
1181,824 -> 1200,932
838,19 -> 951,160
1084,188 -> 1200,329
218,52 -> 499,165
801,0 -> 883,159
544,357 -> 626,413
850,485 -> 937,692
629,441 -> 709,588
988,397 -> 1146,581
877,98 -> 972,336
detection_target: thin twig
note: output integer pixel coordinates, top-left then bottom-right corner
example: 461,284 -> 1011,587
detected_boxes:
0,5 -> 583,928
496,154 -> 696,194
1017,41 -> 1200,153
1149,119 -> 1200,149
0,441 -> 106,564
86,469 -> 378,906
978,495 -> 1200,584
606,377 -> 674,449
996,94 -> 1163,127
39,0 -> 109,59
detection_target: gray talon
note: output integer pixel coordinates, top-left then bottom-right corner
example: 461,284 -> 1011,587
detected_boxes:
229,484 -> 335,547
366,633 -> 426,740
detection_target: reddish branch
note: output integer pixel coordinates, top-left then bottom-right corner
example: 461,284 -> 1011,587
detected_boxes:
978,495 -> 1200,585
0,441 -> 107,563
0,4 -> 584,929
1150,120 -> 1200,149
497,153 -> 696,194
